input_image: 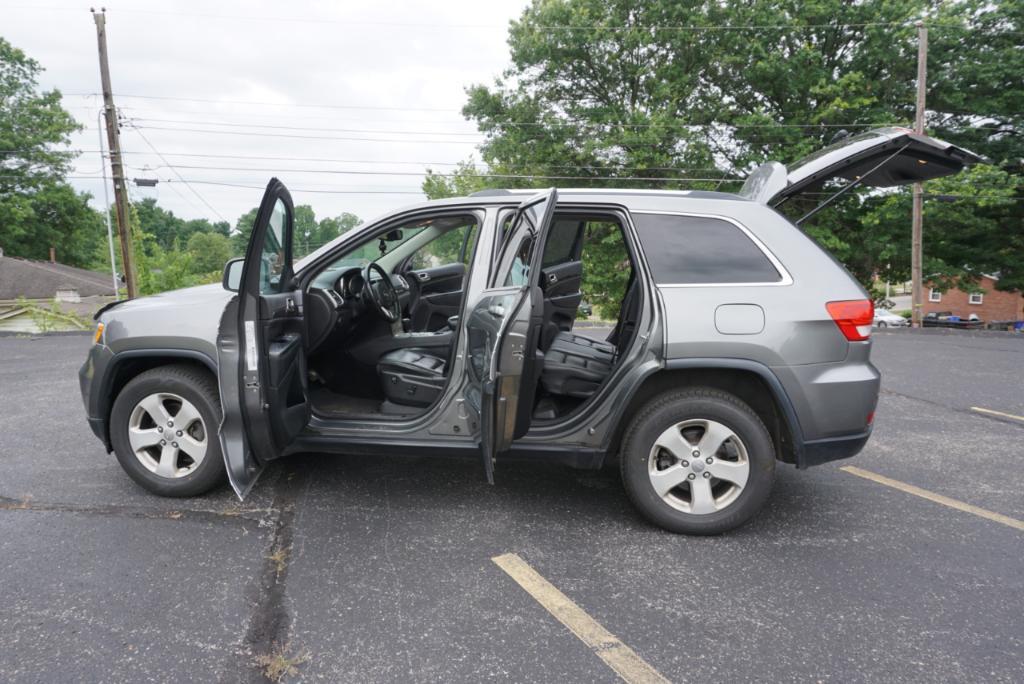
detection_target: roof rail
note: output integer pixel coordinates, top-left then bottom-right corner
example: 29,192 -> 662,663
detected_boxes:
468,189 -> 514,197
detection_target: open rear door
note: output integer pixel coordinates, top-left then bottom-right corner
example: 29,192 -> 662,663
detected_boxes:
217,178 -> 310,498
740,127 -> 984,207
463,188 -> 557,483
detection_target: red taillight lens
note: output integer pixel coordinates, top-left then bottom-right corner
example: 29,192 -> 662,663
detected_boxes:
826,299 -> 874,342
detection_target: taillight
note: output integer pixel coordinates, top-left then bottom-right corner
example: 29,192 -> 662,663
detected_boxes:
826,299 -> 874,342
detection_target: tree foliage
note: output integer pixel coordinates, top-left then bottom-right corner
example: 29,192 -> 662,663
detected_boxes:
0,37 -> 105,266
439,0 -> 1022,303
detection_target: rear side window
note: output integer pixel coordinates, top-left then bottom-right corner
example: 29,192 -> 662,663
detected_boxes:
633,213 -> 782,284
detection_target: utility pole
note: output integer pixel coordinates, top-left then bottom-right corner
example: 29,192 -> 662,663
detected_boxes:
910,20 -> 928,328
92,8 -> 138,298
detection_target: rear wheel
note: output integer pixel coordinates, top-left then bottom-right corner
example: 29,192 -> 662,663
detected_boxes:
620,388 -> 775,535
110,364 -> 226,497
878,321 -> 888,328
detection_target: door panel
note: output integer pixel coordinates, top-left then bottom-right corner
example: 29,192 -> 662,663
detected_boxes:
217,178 -> 309,499
463,288 -> 528,484
464,188 -> 558,482
407,262 -> 466,330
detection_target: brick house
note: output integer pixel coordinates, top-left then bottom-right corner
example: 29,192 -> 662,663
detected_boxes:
923,274 -> 1024,322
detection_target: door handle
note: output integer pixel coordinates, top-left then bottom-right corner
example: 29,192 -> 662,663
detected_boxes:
284,298 -> 297,314
488,304 -> 506,317
416,272 -> 431,282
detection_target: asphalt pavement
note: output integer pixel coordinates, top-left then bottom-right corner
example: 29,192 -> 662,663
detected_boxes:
1,330 -> 1022,682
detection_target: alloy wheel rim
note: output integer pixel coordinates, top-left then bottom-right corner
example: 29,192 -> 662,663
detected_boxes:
647,418 -> 750,515
127,392 -> 208,479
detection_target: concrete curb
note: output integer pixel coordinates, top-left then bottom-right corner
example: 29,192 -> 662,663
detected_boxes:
874,327 -> 1024,340
0,330 -> 92,338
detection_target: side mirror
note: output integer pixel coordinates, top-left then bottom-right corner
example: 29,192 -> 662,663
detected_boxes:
384,229 -> 403,241
222,258 -> 244,292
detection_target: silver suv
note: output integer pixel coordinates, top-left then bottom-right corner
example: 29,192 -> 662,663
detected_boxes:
79,128 -> 979,534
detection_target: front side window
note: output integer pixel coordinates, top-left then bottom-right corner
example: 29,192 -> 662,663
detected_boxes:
408,216 -> 480,270
259,198 -> 289,294
632,213 -> 782,285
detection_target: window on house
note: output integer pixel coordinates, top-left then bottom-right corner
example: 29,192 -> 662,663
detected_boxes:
968,292 -> 984,305
929,288 -> 942,302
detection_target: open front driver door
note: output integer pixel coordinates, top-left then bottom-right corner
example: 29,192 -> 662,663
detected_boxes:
217,178 -> 310,498
463,188 -> 557,483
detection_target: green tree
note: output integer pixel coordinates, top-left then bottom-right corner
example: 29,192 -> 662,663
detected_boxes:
232,207 -> 259,255
186,231 -> 233,275
447,0 -> 1022,295
315,212 -> 362,247
0,37 -> 105,266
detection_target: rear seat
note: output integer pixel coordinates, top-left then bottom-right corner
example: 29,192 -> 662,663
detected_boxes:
549,332 -> 615,360
540,331 -> 614,398
538,274 -> 640,400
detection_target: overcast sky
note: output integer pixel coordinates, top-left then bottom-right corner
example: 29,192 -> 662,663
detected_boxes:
6,0 -> 531,228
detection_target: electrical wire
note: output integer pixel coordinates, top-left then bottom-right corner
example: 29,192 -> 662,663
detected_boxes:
127,162 -> 740,183
126,125 -> 228,222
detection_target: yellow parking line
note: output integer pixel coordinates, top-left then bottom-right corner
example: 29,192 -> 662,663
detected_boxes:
970,406 -> 1024,423
492,553 -> 670,684
841,466 -> 1024,532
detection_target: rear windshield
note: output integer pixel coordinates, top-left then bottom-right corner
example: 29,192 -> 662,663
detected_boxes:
633,213 -> 782,285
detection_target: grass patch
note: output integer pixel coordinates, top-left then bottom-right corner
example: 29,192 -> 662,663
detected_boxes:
254,642 -> 310,682
267,545 -> 290,577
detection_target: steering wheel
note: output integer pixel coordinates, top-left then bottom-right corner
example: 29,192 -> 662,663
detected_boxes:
361,263 -> 401,322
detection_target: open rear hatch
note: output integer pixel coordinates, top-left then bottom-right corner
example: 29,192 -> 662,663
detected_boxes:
740,127 -> 984,219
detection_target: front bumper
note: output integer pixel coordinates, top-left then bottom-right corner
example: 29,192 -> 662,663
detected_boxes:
79,343 -> 115,451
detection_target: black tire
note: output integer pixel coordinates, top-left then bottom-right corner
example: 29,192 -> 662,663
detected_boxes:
878,321 -> 888,329
620,388 -> 775,535
109,363 -> 226,497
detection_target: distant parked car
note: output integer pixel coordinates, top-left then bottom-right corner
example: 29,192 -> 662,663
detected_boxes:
923,311 -> 984,329
578,301 -> 593,318
873,308 -> 908,328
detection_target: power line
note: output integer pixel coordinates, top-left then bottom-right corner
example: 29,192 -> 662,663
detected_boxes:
130,117 -> 484,137
133,124 -> 481,145
10,6 -> 1017,33
67,92 -> 454,113
129,115 -> 923,132
128,162 -> 740,183
127,125 -> 228,222
161,179 -> 426,195
129,123 -> 891,147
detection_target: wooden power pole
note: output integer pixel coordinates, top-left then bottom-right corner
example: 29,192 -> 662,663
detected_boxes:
92,8 -> 138,298
910,21 -> 928,327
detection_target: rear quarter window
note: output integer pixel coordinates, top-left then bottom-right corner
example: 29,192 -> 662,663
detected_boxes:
632,213 -> 782,284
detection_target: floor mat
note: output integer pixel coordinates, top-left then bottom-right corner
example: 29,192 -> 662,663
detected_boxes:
310,386 -> 383,416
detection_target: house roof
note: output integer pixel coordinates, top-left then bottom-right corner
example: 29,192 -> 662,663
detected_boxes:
0,255 -> 115,300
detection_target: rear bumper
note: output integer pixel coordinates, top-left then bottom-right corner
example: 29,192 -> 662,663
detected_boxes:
799,428 -> 872,468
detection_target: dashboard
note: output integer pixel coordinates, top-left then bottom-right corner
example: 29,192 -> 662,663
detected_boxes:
305,265 -> 412,351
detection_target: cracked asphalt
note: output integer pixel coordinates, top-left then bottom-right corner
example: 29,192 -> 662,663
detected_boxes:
1,330 -> 1022,682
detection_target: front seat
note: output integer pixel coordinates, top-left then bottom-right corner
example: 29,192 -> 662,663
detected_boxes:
378,348 -> 447,407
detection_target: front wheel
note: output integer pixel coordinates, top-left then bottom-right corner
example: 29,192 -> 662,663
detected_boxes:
620,388 -> 775,535
109,364 -> 226,497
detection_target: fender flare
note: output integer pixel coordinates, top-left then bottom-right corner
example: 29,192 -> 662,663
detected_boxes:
610,357 -> 807,465
94,348 -> 219,449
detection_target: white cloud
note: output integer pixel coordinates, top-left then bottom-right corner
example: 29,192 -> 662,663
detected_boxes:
5,0 -> 530,225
